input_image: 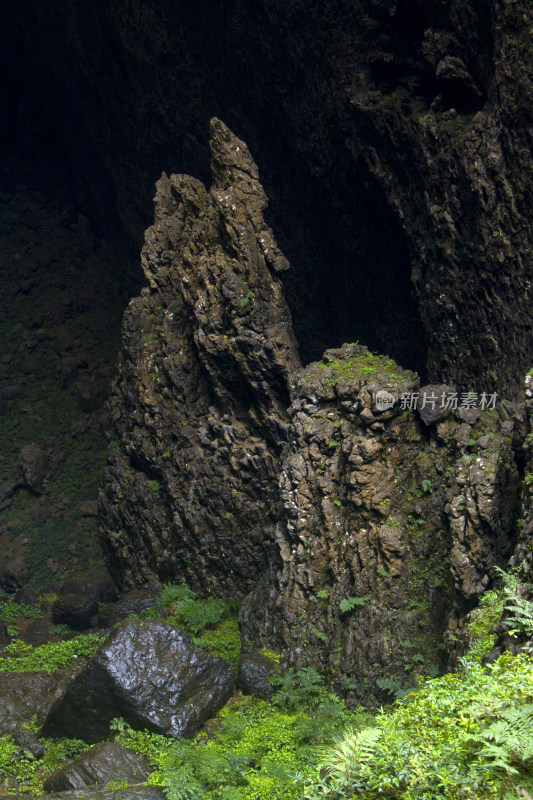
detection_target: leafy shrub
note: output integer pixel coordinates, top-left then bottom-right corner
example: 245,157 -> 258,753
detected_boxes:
139,583 -> 242,668
152,582 -> 232,635
0,633 -> 102,672
268,668 -> 326,712
113,691 -> 354,800
169,597 -> 228,634
465,586 -> 505,662
312,652 -> 533,799
307,576 -> 533,800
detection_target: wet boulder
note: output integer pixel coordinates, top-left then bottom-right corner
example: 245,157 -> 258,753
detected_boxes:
237,653 -> 276,700
97,588 -> 161,628
42,617 -> 235,742
43,742 -> 150,792
14,587 -> 39,605
39,786 -> 165,800
0,552 -> 30,591
52,593 -> 98,630
0,670 -> 73,735
12,727 -> 45,759
22,616 -> 58,646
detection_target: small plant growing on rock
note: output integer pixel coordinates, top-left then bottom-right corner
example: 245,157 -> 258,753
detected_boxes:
339,596 -> 368,613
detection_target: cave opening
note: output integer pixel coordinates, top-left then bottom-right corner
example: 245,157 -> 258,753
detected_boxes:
268,152 -> 428,378
1,1 -> 429,392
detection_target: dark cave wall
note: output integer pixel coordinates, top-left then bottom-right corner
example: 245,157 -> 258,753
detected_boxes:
1,0 -> 532,393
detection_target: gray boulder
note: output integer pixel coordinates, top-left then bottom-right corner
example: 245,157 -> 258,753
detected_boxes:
97,588 -> 161,628
52,593 -> 98,630
417,384 -> 455,426
43,742 -> 149,792
42,618 -> 235,742
0,670 -> 73,735
237,653 -> 276,699
60,572 -> 118,604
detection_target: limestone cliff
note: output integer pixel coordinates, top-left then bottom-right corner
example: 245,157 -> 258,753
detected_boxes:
98,119 -> 300,594
240,346 -> 525,702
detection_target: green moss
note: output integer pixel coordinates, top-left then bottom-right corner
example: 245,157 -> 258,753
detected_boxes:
315,351 -> 406,385
193,618 -> 241,671
259,648 -> 281,664
298,346 -> 413,390
0,633 -> 103,673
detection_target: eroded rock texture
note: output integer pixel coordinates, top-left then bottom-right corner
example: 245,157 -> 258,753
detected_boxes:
100,117 -> 529,699
240,345 -> 523,703
99,119 -> 300,594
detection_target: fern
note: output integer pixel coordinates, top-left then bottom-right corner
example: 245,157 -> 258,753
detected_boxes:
377,675 -> 411,700
159,582 -> 197,607
318,727 -> 382,789
496,567 -> 533,650
472,704 -> 533,773
269,667 -> 325,711
169,597 -> 227,634
339,596 -> 368,613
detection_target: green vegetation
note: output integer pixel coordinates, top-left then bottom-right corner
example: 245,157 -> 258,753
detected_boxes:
194,618 -> 241,671
308,653 -> 533,800
144,582 -> 242,668
2,571 -> 532,799
0,731 -> 87,796
239,291 -> 255,308
0,598 -> 42,637
307,569 -> 533,800
339,596 -> 368,613
268,668 -> 324,712
112,671 -> 357,800
0,633 -> 103,673
299,346 -> 413,389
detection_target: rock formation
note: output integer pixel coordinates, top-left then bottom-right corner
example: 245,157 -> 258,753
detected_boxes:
99,118 -> 300,594
42,618 -> 236,742
241,345 -> 525,702
100,119 -> 529,702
